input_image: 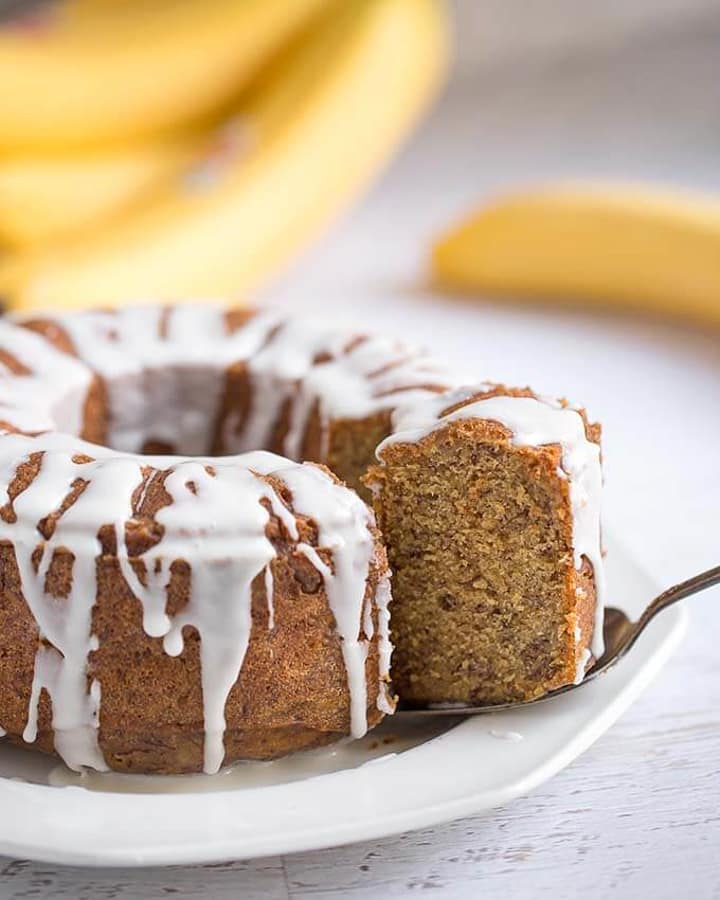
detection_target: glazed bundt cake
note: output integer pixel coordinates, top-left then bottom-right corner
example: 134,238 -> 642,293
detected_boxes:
0,302 -> 605,775
0,304 -> 452,774
366,384 -> 604,704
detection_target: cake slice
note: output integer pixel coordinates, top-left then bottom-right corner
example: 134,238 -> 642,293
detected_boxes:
365,384 -> 604,705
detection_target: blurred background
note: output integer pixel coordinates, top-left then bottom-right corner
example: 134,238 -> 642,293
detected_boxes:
454,0 -> 718,72
0,0 -> 719,310
1,1 -> 719,890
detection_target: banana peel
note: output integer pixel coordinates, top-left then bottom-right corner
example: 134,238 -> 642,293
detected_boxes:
0,0 -> 449,313
432,183 -> 720,326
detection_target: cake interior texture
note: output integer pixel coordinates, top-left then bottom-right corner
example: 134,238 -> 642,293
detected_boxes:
366,389 -> 600,704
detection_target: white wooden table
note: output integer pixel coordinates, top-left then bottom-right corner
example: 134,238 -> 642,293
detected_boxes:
2,10 -> 720,899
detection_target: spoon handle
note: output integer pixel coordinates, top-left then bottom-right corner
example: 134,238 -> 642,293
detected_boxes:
618,563 -> 720,659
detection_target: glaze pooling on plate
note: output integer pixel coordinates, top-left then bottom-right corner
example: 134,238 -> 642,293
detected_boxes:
378,386 -> 605,660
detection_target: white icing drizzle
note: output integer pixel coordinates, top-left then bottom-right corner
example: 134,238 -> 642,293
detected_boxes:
573,617 -> 591,683
56,305 -> 281,454
374,574 -> 394,714
0,306 -> 439,772
143,462 -> 281,775
5,303 -> 454,462
0,320 -> 91,437
264,565 -> 275,631
0,441 -> 144,771
217,317 -> 453,461
38,305 -> 452,463
574,648 -> 592,684
281,462 -> 378,739
378,386 -> 605,662
227,318 -> 339,456
0,305 -> 400,772
0,432 -> 384,773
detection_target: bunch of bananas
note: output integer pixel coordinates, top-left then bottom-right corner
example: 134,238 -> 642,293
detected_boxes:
0,0 -> 449,312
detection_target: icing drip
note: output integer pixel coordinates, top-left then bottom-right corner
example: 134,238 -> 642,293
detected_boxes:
219,317 -> 454,460
379,387 -> 605,661
228,319 -> 339,455
374,574 -> 394,714
264,565 -> 275,631
116,459 -> 296,774
574,648 -> 592,683
7,448 -> 144,771
573,615 -> 590,683
0,308 -> 407,772
279,463 -> 378,739
0,429 -> 382,773
150,464 -> 280,775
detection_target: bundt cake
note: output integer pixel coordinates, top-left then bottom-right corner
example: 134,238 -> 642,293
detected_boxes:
0,304 -> 452,774
366,384 -> 604,705
0,302 -> 605,776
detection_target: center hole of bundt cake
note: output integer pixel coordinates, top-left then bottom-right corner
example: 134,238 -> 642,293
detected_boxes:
93,363 -> 314,462
91,364 -> 383,498
90,364 -> 244,458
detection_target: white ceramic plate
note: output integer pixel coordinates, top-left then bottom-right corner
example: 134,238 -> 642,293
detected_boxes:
0,532 -> 686,867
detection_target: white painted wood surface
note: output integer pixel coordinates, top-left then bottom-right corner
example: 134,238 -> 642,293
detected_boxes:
2,10 -> 720,899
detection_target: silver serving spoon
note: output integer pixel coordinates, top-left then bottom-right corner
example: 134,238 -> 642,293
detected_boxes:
397,564 -> 720,715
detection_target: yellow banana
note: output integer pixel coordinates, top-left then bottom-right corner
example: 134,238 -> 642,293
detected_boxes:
432,183 -> 720,325
0,138 -> 204,248
0,0 -> 332,150
0,0 -> 449,313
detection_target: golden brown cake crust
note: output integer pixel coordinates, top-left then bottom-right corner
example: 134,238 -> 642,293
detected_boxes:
0,457 -> 389,774
1,309 -> 395,774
